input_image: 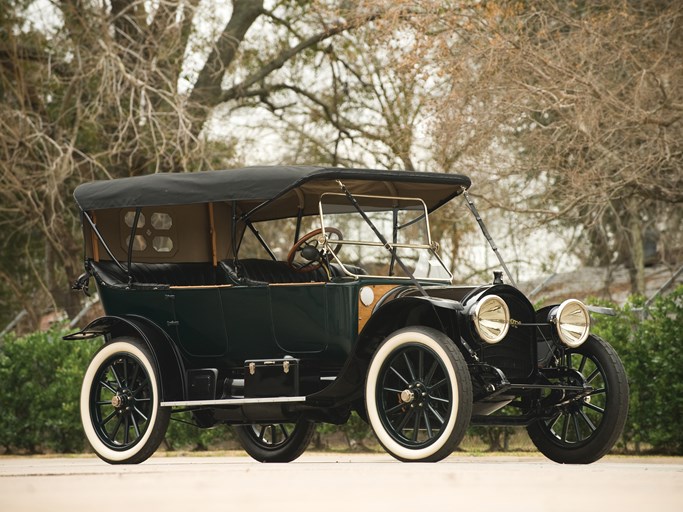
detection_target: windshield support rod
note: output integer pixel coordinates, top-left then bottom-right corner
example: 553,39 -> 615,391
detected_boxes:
246,221 -> 278,262
82,210 -> 128,275
294,207 -> 303,244
463,191 -> 518,288
336,180 -> 428,297
390,209 -> 398,276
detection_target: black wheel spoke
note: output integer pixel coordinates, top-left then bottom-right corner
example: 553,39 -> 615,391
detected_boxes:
429,378 -> 447,391
578,355 -> 588,373
584,401 -> 605,415
132,377 -> 150,396
129,363 -> 140,390
430,396 -> 450,404
389,365 -> 411,387
258,426 -> 266,441
280,424 -> 290,440
418,350 -> 424,381
424,361 -> 438,386
572,413 -> 583,442
99,380 -> 118,394
99,410 -> 117,427
411,412 -> 420,442
403,352 -> 416,381
589,387 -> 606,396
111,414 -> 123,440
386,401 -> 408,415
123,415 -> 130,445
579,409 -> 597,432
133,405 -> 149,422
427,404 -> 445,425
110,365 -> 123,388
546,413 -> 561,431
131,413 -> 141,438
423,411 -> 433,438
586,368 -> 600,384
560,414 -> 570,442
383,386 -> 404,394
396,408 -> 415,432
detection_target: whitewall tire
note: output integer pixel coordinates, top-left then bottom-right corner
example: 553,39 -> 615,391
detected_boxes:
80,338 -> 170,464
365,327 -> 472,462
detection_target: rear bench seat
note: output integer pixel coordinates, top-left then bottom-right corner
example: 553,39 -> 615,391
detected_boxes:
89,260 -> 222,287
89,258 -> 366,287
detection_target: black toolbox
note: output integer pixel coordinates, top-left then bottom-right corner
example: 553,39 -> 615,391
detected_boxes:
244,357 -> 300,397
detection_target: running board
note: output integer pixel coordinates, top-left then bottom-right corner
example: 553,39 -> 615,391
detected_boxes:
161,396 -> 307,407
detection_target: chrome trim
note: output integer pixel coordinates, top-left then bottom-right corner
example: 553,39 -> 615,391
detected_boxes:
471,294 -> 510,344
586,305 -> 616,316
161,396 -> 306,407
551,299 -> 590,348
317,191 -> 453,282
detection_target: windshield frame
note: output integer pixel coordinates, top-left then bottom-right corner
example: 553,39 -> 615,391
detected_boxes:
318,192 -> 453,283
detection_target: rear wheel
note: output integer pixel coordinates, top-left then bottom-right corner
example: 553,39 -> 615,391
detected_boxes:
527,335 -> 629,464
80,338 -> 170,464
365,327 -> 472,462
234,419 -> 315,462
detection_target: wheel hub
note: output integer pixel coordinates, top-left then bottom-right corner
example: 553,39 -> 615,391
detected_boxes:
111,389 -> 133,410
400,389 -> 415,403
399,382 -> 430,408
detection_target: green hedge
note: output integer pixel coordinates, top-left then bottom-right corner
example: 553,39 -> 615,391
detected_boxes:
1,285 -> 681,455
0,327 -> 94,453
590,285 -> 683,454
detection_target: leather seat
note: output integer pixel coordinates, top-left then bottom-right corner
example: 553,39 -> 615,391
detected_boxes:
221,259 -> 328,284
89,260 -> 221,286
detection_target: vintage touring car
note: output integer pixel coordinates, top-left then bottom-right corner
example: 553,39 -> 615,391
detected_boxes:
65,166 -> 628,464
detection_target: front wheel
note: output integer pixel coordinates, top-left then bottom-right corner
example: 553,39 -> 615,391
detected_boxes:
80,338 -> 170,464
365,327 -> 473,462
234,419 -> 316,462
527,335 -> 629,464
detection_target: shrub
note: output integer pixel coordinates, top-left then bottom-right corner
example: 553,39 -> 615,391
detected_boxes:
0,325 -> 95,453
591,285 -> 683,454
0,325 -> 231,454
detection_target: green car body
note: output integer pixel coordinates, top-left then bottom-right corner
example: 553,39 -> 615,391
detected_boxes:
66,166 -> 629,465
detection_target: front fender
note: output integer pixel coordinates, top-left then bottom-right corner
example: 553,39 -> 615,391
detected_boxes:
360,296 -> 463,355
307,296 -> 463,406
64,315 -> 186,401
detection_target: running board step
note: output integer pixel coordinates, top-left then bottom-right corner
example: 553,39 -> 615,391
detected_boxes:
161,396 -> 306,407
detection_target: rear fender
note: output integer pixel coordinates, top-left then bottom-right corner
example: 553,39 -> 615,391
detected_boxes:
64,315 -> 186,401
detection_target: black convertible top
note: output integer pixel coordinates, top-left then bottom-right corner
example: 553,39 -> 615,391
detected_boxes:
74,166 -> 471,218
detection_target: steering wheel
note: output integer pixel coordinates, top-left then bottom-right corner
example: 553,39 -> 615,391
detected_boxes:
286,228 -> 344,272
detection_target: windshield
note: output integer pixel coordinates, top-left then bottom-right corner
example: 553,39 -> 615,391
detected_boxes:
319,193 -> 452,282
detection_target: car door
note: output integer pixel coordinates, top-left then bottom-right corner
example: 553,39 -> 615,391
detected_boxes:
269,283 -> 329,354
170,287 -> 229,357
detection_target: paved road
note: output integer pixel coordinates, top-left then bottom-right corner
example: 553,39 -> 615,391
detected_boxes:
1,453 -> 681,512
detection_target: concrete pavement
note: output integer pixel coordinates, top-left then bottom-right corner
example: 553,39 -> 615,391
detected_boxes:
1,453 -> 681,512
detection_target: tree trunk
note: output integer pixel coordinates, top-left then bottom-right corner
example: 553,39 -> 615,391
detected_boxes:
627,201 -> 646,296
